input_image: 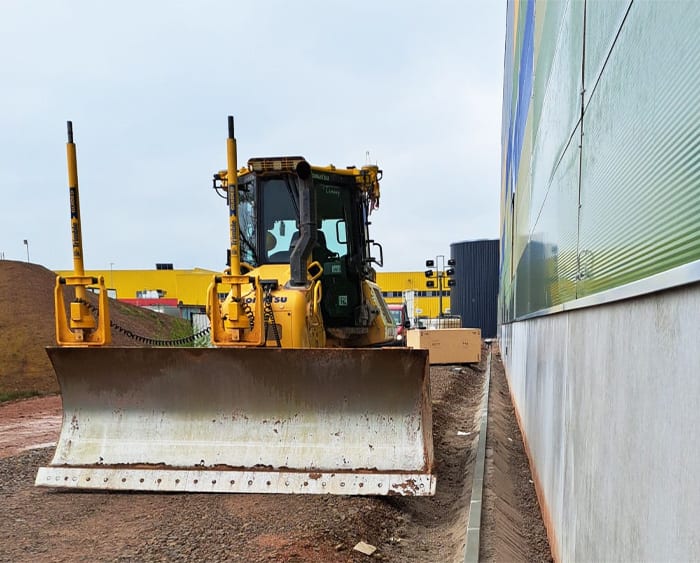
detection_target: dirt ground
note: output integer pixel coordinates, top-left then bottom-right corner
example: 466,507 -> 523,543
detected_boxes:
0,396 -> 61,459
479,347 -> 553,562
0,351 -> 552,563
0,260 -> 552,562
1,362 -> 483,563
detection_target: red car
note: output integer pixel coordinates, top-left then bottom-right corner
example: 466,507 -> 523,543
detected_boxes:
388,303 -> 411,345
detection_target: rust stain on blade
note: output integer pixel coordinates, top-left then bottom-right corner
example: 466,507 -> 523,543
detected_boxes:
40,347 -> 434,496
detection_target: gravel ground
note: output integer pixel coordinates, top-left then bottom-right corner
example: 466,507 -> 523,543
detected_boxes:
0,361 -> 484,563
0,347 -> 552,562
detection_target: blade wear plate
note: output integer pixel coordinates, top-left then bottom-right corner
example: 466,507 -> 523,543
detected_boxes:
37,347 -> 434,495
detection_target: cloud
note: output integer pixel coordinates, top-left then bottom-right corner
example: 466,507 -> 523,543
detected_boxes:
0,0 -> 505,272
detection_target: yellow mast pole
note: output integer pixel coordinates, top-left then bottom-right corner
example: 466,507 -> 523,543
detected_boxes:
226,116 -> 241,295
55,121 -> 110,345
66,121 -> 87,303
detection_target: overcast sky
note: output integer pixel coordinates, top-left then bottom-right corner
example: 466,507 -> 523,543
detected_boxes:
0,1 -> 505,272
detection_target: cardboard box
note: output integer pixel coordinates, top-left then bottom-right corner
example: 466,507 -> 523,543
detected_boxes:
406,328 -> 481,364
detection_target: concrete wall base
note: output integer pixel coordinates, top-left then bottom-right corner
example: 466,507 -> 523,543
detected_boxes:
500,283 -> 700,562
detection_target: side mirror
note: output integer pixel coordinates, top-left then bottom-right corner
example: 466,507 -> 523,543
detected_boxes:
364,240 -> 384,268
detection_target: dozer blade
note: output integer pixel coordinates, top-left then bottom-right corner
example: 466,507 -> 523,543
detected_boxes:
36,347 -> 434,496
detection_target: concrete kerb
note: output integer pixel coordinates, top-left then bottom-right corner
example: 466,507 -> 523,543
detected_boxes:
463,344 -> 492,563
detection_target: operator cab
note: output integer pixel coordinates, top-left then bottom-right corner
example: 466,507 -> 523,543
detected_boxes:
233,160 -> 375,329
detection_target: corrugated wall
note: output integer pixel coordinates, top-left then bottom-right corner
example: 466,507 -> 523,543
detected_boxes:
375,271 -> 452,319
58,268 -> 452,315
500,1 -> 700,560
501,0 -> 700,321
57,268 -> 218,306
449,240 -> 499,337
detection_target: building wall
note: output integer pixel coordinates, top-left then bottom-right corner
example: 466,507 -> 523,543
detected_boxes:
501,283 -> 700,562
377,271 -> 452,320
56,268 -> 452,318
501,0 -> 700,321
449,239 -> 499,337
57,268 -> 217,306
501,0 -> 700,560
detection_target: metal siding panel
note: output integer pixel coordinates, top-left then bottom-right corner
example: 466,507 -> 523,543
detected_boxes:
503,0 -> 585,322
531,0 -> 574,177
450,240 -> 499,338
376,272 -> 430,294
578,2 -> 700,296
583,0 -> 633,107
502,0 -> 700,321
527,122 -> 581,312
514,0 -> 584,318
529,0 -> 584,233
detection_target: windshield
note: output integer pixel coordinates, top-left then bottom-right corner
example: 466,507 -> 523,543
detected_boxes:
237,170 -> 359,266
238,177 -> 258,265
260,177 -> 299,263
389,309 -> 402,324
315,178 -> 353,259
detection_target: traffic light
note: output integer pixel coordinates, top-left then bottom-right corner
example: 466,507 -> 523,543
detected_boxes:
447,279 -> 456,287
426,280 -> 435,288
424,269 -> 434,277
445,267 -> 455,276
425,259 -> 435,268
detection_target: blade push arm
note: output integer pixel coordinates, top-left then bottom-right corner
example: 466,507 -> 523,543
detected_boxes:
55,121 -> 111,346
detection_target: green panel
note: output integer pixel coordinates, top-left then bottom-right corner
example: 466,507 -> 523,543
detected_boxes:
515,124 -> 580,317
535,123 -> 580,306
578,2 -> 700,296
500,180 -> 515,324
513,0 -> 583,319
583,0 -> 632,107
529,0 -> 584,233
531,0 -> 568,139
509,1 -> 527,125
513,117 -> 534,270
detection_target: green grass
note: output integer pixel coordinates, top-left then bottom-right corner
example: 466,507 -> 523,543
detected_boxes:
169,319 -> 195,347
0,390 -> 43,404
113,301 -> 150,319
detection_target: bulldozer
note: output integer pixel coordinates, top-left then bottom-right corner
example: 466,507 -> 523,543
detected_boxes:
35,117 -> 434,496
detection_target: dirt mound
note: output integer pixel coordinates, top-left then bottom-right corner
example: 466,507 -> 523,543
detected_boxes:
0,260 -> 192,397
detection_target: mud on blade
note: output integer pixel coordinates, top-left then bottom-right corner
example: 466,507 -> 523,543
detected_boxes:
36,347 -> 434,495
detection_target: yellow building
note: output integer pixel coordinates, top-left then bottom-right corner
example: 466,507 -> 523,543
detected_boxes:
57,267 -> 452,321
375,271 -> 452,318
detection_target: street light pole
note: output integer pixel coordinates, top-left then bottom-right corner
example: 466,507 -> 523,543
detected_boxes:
109,262 -> 115,288
23,239 -> 29,263
436,255 -> 445,318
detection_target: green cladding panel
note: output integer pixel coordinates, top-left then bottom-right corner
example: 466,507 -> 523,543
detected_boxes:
578,1 -> 700,296
528,0 -> 584,236
582,0 -> 632,107
501,0 -> 700,321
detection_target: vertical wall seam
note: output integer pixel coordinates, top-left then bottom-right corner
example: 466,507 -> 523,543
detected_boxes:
575,0 -> 588,299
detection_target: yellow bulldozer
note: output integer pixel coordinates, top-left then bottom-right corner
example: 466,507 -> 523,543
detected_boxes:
35,117 -> 434,496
